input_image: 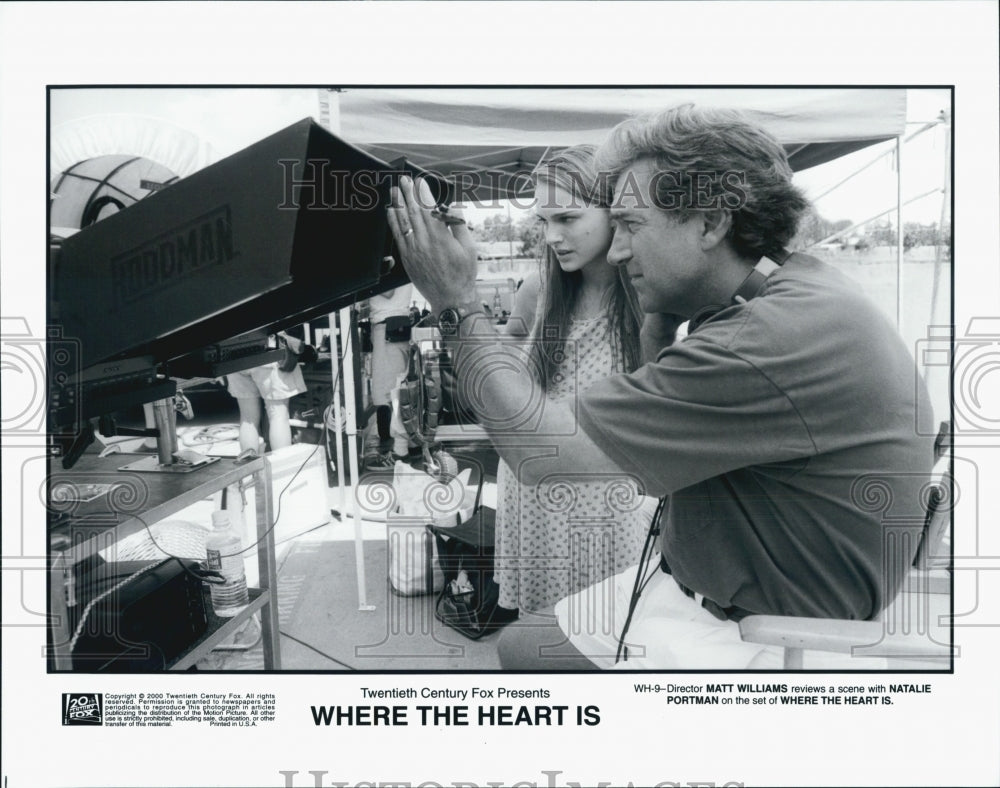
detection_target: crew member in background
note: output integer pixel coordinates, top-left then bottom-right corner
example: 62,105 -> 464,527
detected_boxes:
226,332 -> 308,456
363,284 -> 416,470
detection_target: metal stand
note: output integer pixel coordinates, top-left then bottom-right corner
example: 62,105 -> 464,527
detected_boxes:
119,397 -> 219,474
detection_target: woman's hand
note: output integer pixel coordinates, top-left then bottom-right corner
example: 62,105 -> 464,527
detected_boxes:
387,176 -> 479,312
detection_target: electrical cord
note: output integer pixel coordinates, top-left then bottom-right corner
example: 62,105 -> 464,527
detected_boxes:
68,543 -> 357,671
322,324 -> 350,475
262,443 -> 321,550
278,630 -> 356,670
71,317 -> 357,664
67,560 -> 161,655
71,435 -> 323,630
122,443 -> 323,562
180,424 -> 241,447
616,496 -> 667,664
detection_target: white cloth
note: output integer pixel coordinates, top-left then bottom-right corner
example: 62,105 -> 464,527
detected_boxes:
368,285 -> 414,324
555,557 -> 891,670
226,362 -> 306,401
555,557 -> 781,670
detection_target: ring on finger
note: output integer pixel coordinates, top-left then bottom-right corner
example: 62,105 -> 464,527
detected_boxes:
403,227 -> 414,238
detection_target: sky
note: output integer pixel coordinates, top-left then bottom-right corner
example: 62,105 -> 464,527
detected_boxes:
49,87 -> 951,230
792,88 -> 950,227
464,88 -> 951,231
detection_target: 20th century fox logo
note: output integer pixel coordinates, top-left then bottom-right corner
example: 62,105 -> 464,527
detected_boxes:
63,693 -> 103,725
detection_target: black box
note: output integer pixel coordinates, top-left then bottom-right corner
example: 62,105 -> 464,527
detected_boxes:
54,118 -> 405,369
70,558 -> 208,672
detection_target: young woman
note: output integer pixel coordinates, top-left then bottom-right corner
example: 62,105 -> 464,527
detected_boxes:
494,144 -> 657,615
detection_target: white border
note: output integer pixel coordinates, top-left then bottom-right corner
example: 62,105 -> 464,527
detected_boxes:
2,3 -> 998,787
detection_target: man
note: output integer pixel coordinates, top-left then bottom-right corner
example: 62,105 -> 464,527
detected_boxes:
388,104 -> 934,669
362,284 -> 416,469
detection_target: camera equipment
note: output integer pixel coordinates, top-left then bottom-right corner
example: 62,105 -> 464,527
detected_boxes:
49,122 -> 455,469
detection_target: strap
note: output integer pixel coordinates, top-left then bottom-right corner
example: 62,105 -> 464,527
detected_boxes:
424,528 -> 434,596
398,344 -> 426,445
471,464 -> 484,512
731,256 -> 782,305
423,351 -> 443,438
688,253 -> 786,333
397,342 -> 446,450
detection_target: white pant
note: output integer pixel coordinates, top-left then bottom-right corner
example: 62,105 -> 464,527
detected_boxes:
555,557 -> 888,670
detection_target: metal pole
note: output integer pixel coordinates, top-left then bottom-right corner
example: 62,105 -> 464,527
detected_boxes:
931,115 -> 950,327
151,397 -> 177,465
318,88 -> 372,611
331,329 -> 348,530
896,135 -> 904,332
507,201 -> 514,269
807,188 -> 941,249
342,306 -> 374,611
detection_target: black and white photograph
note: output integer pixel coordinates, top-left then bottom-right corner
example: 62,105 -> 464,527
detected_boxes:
2,3 -> 999,787
42,85 -> 954,674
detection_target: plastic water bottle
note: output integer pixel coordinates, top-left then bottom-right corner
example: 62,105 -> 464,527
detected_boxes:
205,510 -> 249,616
492,287 -> 502,318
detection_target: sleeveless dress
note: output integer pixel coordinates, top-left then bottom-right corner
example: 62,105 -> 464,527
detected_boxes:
494,315 -> 650,613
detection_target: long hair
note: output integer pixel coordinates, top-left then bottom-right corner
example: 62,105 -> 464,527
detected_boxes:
530,145 -> 642,389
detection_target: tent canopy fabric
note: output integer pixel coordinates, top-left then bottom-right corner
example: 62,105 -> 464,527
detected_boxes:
48,88 -> 907,205
337,88 -> 907,199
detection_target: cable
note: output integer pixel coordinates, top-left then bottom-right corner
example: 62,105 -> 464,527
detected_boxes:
231,320 -> 354,555
322,321 -> 350,476
67,562 -> 160,655
273,519 -> 337,550
72,318 -> 358,660
616,496 -> 667,664
266,443 -> 321,546
116,451 -> 318,564
278,630 -> 357,670
181,425 -> 241,447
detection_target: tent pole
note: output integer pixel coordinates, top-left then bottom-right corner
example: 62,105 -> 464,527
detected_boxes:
931,114 -> 950,327
318,88 -> 373,612
807,187 -> 941,249
340,305 -> 374,611
896,135 -> 904,332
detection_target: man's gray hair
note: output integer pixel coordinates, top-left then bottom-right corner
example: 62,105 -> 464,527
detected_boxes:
595,103 -> 811,259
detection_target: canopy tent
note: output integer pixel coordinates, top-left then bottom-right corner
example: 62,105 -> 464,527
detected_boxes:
50,87 -> 907,208
335,88 -> 907,199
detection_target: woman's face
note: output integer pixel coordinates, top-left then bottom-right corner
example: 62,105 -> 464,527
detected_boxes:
534,179 -> 613,273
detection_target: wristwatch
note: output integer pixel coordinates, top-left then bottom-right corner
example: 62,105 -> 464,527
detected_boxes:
437,304 -> 487,336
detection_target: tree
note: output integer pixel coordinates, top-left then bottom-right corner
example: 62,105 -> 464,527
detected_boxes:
516,214 -> 544,258
474,214 -> 515,243
862,221 -> 949,250
791,207 -> 853,248
865,222 -> 896,246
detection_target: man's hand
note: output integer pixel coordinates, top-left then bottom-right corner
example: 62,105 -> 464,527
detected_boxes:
387,176 -> 478,312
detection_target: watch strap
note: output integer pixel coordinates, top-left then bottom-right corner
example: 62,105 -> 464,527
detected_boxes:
438,302 -> 489,335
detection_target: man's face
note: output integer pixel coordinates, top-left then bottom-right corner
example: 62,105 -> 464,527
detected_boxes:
608,158 -> 707,316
